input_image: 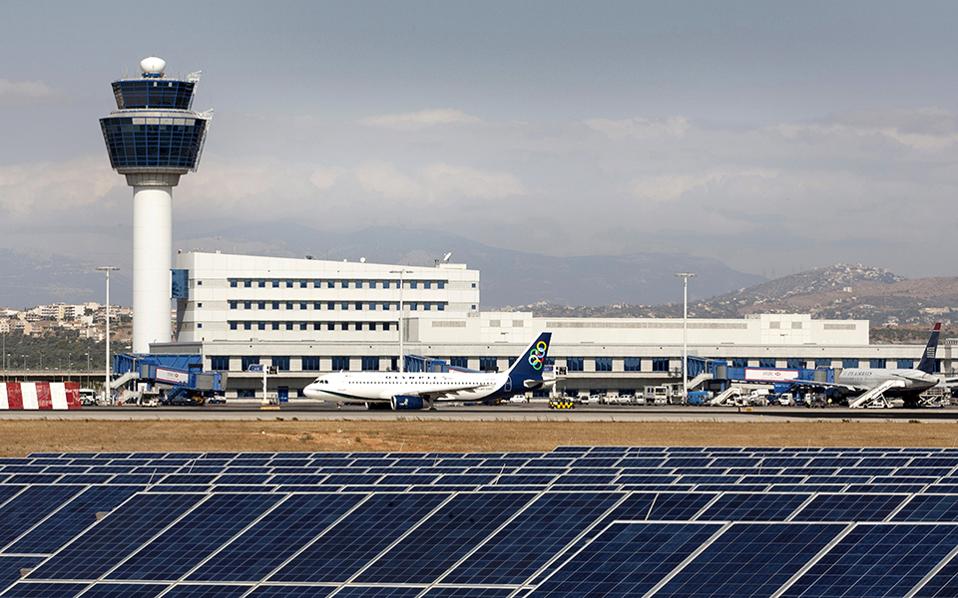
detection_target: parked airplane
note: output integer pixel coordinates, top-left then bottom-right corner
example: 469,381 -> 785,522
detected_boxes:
795,323 -> 942,407
304,332 -> 553,409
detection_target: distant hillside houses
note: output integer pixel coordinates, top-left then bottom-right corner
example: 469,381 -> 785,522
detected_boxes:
0,303 -> 131,341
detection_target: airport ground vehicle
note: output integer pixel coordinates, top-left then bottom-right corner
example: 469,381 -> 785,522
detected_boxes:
509,394 -> 529,404
548,397 -> 575,409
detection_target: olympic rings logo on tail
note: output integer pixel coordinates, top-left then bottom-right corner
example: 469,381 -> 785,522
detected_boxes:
528,340 -> 548,370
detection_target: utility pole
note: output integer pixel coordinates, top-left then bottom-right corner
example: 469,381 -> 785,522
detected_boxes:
96,266 -> 119,403
389,269 -> 413,373
675,272 -> 696,403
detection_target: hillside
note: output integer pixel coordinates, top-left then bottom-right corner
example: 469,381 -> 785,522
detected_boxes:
511,264 -> 958,342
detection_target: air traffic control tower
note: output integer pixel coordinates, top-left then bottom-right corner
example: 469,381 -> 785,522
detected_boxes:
100,57 -> 211,353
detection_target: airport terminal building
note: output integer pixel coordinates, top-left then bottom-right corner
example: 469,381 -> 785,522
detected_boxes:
153,251 -> 956,399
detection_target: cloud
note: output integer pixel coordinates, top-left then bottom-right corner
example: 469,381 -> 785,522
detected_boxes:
584,116 -> 690,139
631,169 -> 778,202
770,108 -> 958,151
0,157 -> 119,217
355,161 -> 524,202
309,166 -> 343,190
0,79 -> 55,101
359,108 -> 481,129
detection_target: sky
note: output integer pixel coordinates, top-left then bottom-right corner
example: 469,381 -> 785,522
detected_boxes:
1,0 -> 957,278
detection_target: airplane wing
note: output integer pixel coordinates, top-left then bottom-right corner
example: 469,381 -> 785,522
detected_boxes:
785,379 -> 861,392
390,382 -> 490,402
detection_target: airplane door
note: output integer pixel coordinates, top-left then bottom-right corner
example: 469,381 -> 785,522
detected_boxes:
504,378 -> 512,393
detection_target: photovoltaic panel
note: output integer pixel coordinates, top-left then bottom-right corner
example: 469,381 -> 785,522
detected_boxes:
332,588 -> 424,597
26,493 -> 204,581
80,583 -> 167,597
782,524 -> 958,598
913,554 -> 958,597
698,493 -> 810,521
354,492 -> 535,584
791,494 -> 907,522
0,486 -> 84,547
161,585 -> 252,597
422,589 -> 515,597
893,494 -> 958,522
186,493 -> 365,582
6,486 -> 144,554
0,582 -> 89,596
441,491 -> 623,585
247,586 -> 336,597
270,492 -> 450,583
107,493 -> 283,581
654,523 -> 844,597
0,557 -> 42,590
532,522 -> 721,596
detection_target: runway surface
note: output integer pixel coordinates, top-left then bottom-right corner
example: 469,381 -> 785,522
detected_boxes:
3,404 -> 958,422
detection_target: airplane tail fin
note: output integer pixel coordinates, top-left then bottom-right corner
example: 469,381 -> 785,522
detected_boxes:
506,332 -> 553,387
917,322 -> 942,374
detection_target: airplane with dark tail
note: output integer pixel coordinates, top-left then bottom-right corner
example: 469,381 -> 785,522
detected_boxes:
304,332 -> 552,410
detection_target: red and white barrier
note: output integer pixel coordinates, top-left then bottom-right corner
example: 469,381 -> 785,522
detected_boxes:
0,382 -> 82,410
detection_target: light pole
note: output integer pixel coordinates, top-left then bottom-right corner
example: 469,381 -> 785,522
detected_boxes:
96,266 -> 119,403
675,272 -> 696,403
389,269 -> 414,373
21,355 -> 27,370
85,352 -> 91,371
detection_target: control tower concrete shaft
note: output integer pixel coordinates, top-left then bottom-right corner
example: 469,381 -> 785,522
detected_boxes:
100,57 -> 211,353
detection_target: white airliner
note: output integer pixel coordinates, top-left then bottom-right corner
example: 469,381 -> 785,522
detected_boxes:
795,323 -> 942,407
304,332 -> 552,409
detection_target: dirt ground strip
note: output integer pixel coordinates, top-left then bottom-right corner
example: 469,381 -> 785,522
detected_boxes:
2,420 -> 958,455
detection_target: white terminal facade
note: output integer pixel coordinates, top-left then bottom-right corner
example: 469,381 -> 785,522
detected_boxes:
153,251 -> 958,399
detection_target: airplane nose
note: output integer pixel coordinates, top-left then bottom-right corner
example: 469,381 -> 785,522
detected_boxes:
303,384 -> 321,399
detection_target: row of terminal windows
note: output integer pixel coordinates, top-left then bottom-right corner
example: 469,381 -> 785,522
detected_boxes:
228,321 -> 397,332
227,278 -> 452,290
729,358 -> 920,369
211,355 -> 933,372
227,301 -> 446,312
229,356 -> 396,372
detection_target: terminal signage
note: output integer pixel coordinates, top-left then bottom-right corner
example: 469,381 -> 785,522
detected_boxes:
743,368 -> 800,382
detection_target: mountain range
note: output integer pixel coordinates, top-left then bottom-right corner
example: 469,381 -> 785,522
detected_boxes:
0,224 -> 764,308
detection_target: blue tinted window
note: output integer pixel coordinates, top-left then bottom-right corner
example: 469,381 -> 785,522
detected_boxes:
898,359 -> 914,369
843,358 -> 859,368
567,357 -> 584,372
301,356 -> 320,371
815,358 -> 831,367
595,357 -> 612,372
787,358 -> 804,369
241,356 -> 260,371
332,357 -> 350,371
870,358 -> 886,369
362,357 -> 380,371
624,357 -> 642,372
210,356 -> 230,370
759,358 -> 776,368
450,357 -> 469,368
479,357 -> 498,372
652,358 -> 670,372
272,356 -> 290,371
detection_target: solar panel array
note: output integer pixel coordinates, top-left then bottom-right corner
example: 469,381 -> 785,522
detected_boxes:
2,447 -> 958,596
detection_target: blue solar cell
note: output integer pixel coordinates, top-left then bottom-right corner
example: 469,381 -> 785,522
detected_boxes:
656,522 -> 844,597
80,583 -> 167,597
186,493 -> 365,582
162,585 -> 252,597
914,553 -> 958,597
247,586 -> 336,596
0,557 -> 42,593
442,491 -> 623,584
333,588 -> 423,597
270,492 -> 449,583
792,494 -> 907,522
894,495 -> 958,521
108,493 -> 283,581
355,492 -> 535,584
8,485 -> 143,554
698,493 -> 810,521
533,522 -> 721,596
0,582 -> 89,596
26,493 -> 204,580
782,523 -> 958,597
422,589 -> 514,597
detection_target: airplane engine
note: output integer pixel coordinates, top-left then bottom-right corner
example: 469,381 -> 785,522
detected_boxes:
391,395 -> 426,410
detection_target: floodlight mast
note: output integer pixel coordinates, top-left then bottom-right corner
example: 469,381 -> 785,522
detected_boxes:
675,272 -> 696,403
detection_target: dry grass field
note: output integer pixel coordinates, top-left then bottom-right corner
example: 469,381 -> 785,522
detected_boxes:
3,420 -> 958,455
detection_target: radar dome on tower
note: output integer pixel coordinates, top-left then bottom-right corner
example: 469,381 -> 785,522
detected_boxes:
139,56 -> 166,78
